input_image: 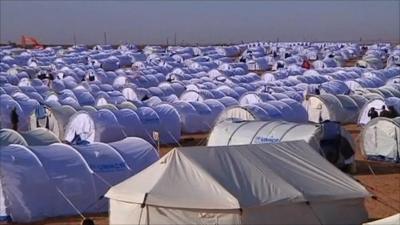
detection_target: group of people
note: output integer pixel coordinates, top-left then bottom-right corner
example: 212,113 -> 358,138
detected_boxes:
368,105 -> 399,120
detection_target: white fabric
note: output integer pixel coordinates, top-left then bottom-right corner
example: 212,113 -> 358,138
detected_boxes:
106,141 -> 369,225
362,117 -> 400,160
363,214 -> 400,225
65,109 -> 126,143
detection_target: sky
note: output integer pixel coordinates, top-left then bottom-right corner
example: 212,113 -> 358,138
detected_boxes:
1,0 -> 399,45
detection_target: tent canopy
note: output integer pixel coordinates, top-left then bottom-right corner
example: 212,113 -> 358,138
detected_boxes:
208,120 -> 355,167
106,141 -> 368,225
362,117 -> 400,162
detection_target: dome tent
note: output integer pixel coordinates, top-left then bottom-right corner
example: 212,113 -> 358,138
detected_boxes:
180,90 -> 211,102
304,94 -> 361,124
136,107 -> 162,145
0,128 -> 28,146
153,104 -> 181,144
171,101 -> 210,134
208,120 -> 355,168
216,105 -> 271,123
34,105 -> 77,139
108,137 -> 159,174
64,109 -> 126,144
239,92 -> 263,105
18,128 -> 60,146
188,101 -> 215,132
106,141 -> 368,225
385,97 -> 400,114
362,117 -> 400,162
0,137 -> 158,223
112,108 -> 146,139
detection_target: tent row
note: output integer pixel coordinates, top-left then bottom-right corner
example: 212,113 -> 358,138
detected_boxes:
304,94 -> 375,124
0,137 -> 159,223
208,120 -> 355,168
0,128 -> 60,146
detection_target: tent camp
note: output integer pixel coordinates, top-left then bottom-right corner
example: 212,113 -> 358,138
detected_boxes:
362,117 -> 400,162
0,128 -> 60,146
106,141 -> 369,225
0,137 -> 158,223
208,120 -> 355,168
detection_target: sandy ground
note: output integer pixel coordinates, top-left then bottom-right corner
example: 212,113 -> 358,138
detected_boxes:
7,126 -> 399,225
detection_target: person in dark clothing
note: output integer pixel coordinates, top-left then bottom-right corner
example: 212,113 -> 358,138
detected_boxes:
368,107 -> 379,119
276,61 -> 285,69
47,72 -> 55,81
10,107 -> 19,131
379,105 -> 391,118
37,71 -> 47,80
141,95 -> 150,101
315,85 -> 321,95
302,59 -> 311,69
81,218 -> 95,225
388,105 -> 399,118
88,72 -> 95,81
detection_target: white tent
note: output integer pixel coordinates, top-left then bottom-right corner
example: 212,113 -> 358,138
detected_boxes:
0,137 -> 158,223
363,214 -> 400,225
362,117 -> 400,162
106,141 -> 369,225
65,109 -> 126,143
208,120 -> 355,168
38,105 -> 77,139
304,94 -> 362,124
239,92 -> 263,105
